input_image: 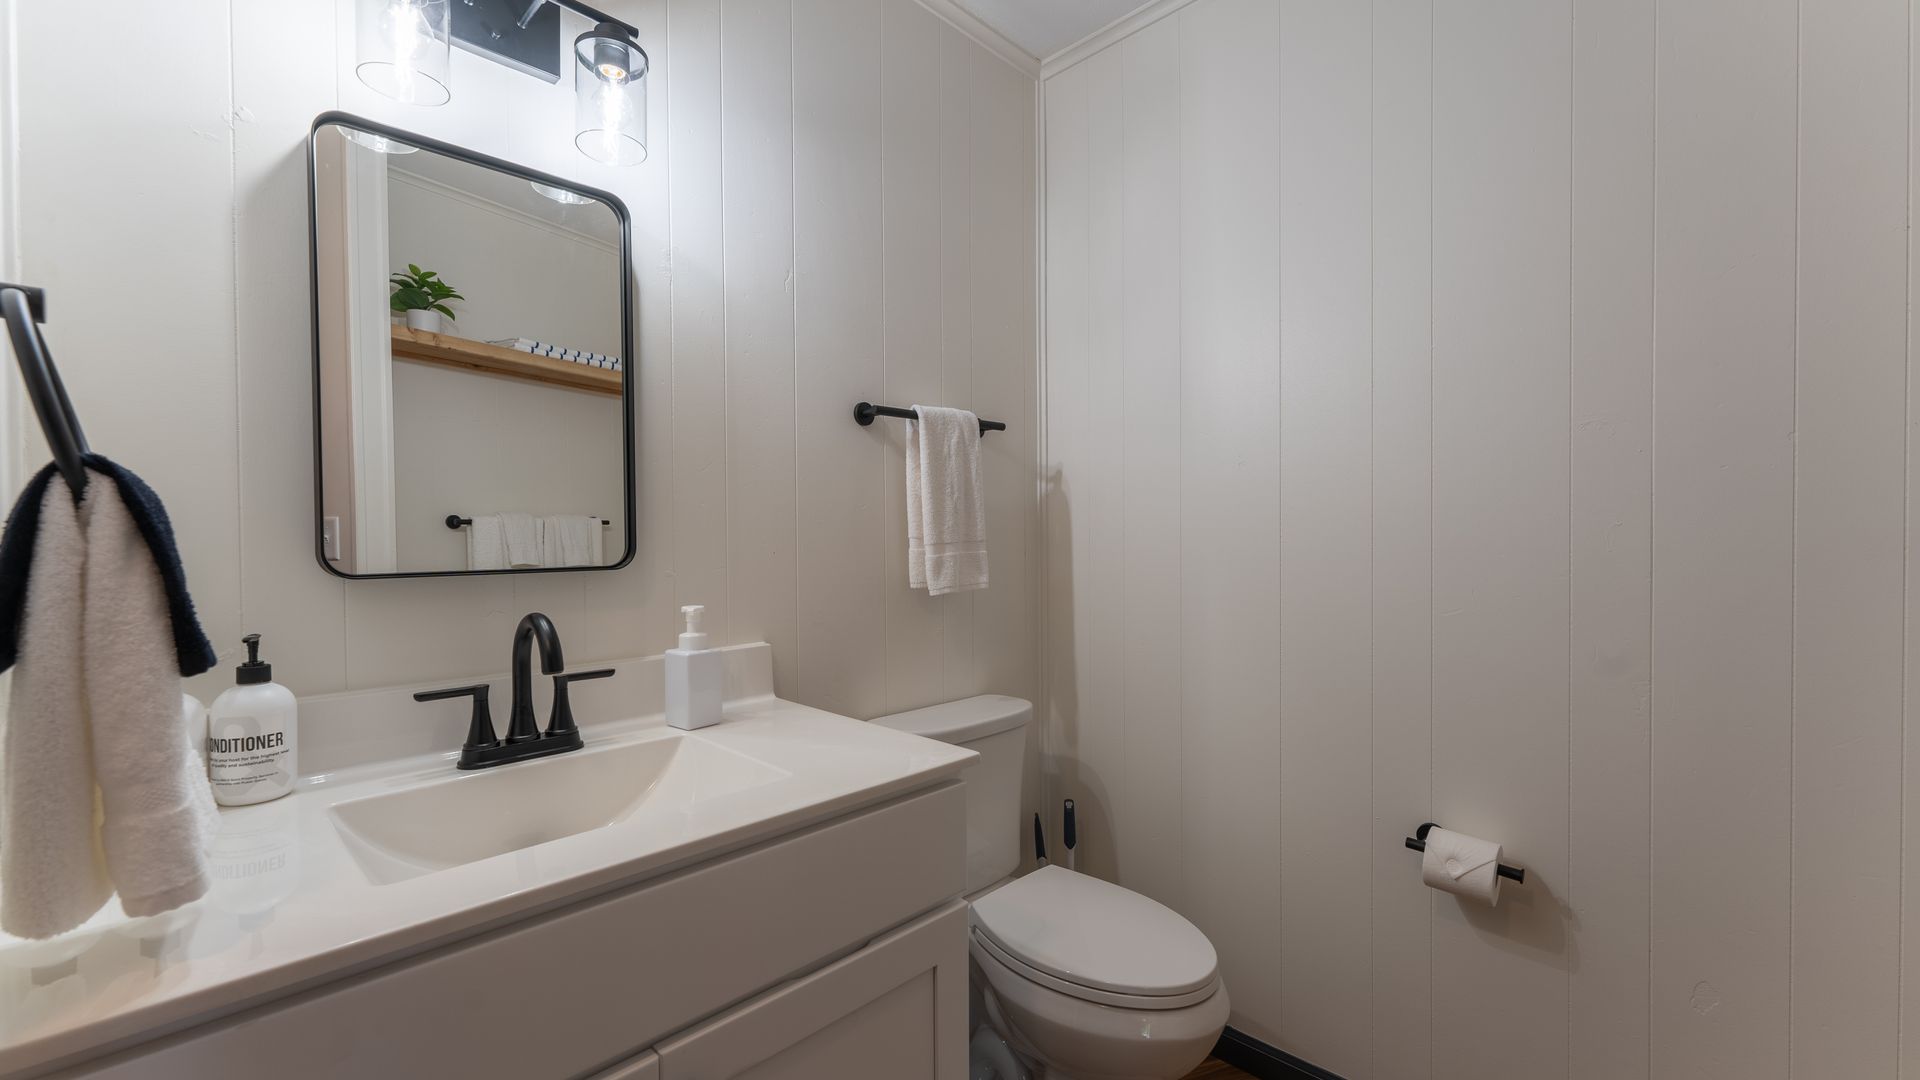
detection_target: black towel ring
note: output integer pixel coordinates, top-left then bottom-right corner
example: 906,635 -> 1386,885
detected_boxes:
0,284 -> 89,494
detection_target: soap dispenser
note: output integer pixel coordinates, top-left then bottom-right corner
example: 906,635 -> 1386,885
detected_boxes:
665,605 -> 723,730
207,634 -> 298,806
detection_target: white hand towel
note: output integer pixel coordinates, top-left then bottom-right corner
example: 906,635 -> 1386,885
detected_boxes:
906,406 -> 988,596
2,470 -> 217,938
466,514 -> 509,571
499,512 -> 543,569
541,514 -> 599,568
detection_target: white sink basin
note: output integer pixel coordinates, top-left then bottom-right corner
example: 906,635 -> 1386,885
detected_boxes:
328,734 -> 789,884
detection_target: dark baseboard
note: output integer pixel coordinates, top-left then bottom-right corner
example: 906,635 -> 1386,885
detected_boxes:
1209,1026 -> 1346,1080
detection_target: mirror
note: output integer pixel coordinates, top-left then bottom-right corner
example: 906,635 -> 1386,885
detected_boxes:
307,113 -> 634,578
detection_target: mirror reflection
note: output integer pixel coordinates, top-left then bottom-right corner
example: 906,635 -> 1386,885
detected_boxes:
309,118 -> 632,577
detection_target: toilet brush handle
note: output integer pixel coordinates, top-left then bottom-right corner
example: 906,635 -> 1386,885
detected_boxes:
1063,799 -> 1077,871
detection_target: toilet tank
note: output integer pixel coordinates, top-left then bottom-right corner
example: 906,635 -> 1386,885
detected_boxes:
872,695 -> 1031,894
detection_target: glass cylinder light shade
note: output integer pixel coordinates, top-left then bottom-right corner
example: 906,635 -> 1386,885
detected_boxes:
574,25 -> 649,166
356,0 -> 451,107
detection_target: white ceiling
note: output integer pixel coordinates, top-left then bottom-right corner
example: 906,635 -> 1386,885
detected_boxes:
947,0 -> 1149,61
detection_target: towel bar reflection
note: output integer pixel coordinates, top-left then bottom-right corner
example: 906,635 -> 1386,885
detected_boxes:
446,515 -> 612,530
854,401 -> 1005,435
1403,822 -> 1526,884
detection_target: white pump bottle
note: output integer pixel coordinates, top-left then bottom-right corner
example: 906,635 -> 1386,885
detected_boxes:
665,605 -> 723,730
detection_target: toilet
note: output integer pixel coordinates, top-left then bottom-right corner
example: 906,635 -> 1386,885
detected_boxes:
874,696 -> 1229,1080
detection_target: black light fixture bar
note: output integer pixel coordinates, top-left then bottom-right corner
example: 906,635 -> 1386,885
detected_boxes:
516,0 -> 637,39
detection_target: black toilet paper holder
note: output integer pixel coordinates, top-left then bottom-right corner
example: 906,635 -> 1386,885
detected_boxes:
1403,822 -> 1527,884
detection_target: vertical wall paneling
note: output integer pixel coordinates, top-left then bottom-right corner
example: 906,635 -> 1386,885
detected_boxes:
720,0 -> 799,696
13,0 -> 244,700
1791,0 -> 1907,1072
667,0 -> 731,647
1043,63 -> 1092,869
576,0 -> 677,670
881,0 -> 952,713
233,0 -> 351,695
1276,0 -> 1374,1071
1074,44 -> 1128,884
1046,0 -> 1920,1074
1178,0 -> 1285,1042
1651,0 -> 1797,1074
1567,1 -> 1655,1076
1907,2 -> 1920,1072
1431,0 -> 1574,1072
970,50 -> 1040,717
1116,16 -> 1186,912
1368,2 -> 1435,1076
937,24 -> 978,702
792,0 -> 888,719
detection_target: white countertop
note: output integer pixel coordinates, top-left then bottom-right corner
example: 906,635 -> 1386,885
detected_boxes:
0,663 -> 974,1077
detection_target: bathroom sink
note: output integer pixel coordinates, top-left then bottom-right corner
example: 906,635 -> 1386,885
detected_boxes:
328,734 -> 788,884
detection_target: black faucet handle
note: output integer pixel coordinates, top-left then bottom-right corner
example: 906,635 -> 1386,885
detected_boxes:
414,684 -> 500,761
548,668 -> 616,739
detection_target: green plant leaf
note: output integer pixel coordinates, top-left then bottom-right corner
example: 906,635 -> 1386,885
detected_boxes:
431,304 -> 456,319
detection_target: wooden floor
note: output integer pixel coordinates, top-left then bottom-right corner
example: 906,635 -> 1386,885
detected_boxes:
1182,1059 -> 1257,1080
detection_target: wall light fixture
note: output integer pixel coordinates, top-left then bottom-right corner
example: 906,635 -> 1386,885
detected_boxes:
355,0 -> 649,167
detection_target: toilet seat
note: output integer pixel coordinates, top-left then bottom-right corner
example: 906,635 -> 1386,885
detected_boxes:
969,866 -> 1220,1008
972,928 -> 1220,1010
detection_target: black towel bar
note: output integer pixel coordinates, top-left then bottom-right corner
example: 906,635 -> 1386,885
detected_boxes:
447,515 -> 611,530
1403,822 -> 1526,884
0,282 -> 90,493
854,401 -> 1005,435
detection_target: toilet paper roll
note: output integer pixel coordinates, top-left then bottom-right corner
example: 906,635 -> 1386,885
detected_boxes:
1420,827 -> 1504,905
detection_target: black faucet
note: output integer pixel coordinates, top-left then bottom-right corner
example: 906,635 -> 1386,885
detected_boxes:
509,612 -> 565,743
413,612 -> 615,770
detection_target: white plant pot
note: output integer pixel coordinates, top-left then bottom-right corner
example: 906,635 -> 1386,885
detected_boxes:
404,309 -> 444,334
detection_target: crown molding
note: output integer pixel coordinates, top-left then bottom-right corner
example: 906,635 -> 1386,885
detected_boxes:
912,0 -> 1040,79
387,167 -> 620,256
1039,0 -> 1201,80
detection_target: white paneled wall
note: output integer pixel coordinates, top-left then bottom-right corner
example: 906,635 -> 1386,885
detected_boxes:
1045,1 -> 1917,1077
5,0 -> 1035,725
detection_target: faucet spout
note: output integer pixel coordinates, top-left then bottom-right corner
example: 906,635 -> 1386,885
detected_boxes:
509,612 -> 566,743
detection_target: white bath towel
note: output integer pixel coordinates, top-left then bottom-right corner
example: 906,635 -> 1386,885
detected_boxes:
906,406 -> 988,596
499,512 -> 543,569
466,514 -> 509,571
541,515 -> 600,568
2,470 -> 217,938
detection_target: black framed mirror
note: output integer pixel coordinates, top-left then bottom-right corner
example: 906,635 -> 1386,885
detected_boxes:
307,112 -> 635,578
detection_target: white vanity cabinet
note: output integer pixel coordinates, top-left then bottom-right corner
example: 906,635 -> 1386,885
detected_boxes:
651,901 -> 968,1080
55,783 -> 967,1080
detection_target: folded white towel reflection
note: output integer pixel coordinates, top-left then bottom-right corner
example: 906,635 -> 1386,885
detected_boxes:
499,512 -> 543,568
466,514 -> 509,571
1419,827 -> 1504,906
541,515 -> 600,568
905,405 -> 988,596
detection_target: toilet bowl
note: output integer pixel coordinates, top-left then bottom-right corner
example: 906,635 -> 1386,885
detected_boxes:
873,697 -> 1228,1080
968,865 -> 1229,1080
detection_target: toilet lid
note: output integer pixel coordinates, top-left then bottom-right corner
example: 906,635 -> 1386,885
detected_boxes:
969,866 -> 1218,998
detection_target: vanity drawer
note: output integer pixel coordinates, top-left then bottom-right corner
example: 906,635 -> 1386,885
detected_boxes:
61,782 -> 965,1080
654,899 -> 968,1080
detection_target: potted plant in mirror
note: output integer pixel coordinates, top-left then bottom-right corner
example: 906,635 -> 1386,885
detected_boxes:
390,264 -> 463,334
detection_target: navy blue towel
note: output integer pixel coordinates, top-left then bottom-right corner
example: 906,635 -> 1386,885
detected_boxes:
0,454 -> 216,677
